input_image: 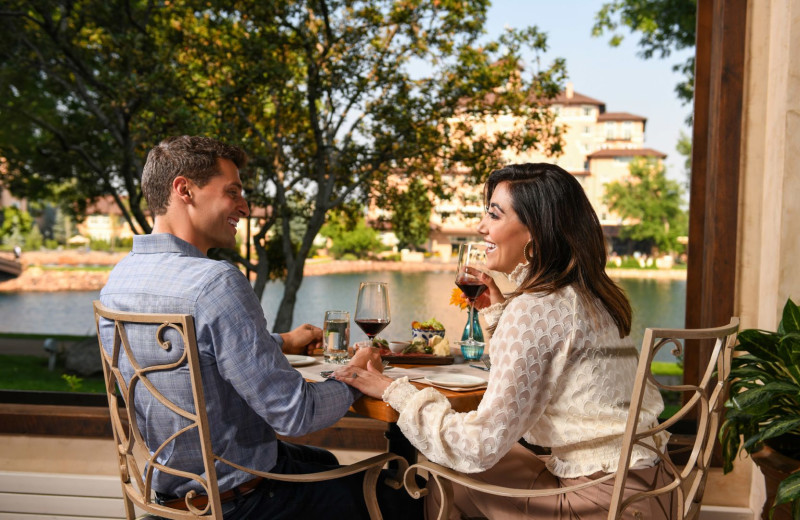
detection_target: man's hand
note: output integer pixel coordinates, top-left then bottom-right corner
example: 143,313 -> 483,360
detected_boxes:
280,324 -> 323,356
347,346 -> 384,373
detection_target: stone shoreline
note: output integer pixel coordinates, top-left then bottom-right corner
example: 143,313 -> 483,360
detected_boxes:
0,251 -> 685,293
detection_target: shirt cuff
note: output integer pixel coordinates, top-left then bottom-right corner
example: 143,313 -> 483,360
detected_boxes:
382,377 -> 420,413
270,332 -> 284,347
479,302 -> 504,328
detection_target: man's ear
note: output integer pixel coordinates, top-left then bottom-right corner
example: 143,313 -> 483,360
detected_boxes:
173,176 -> 192,203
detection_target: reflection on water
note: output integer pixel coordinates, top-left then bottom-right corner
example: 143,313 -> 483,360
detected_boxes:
0,272 -> 685,362
0,291 -> 100,336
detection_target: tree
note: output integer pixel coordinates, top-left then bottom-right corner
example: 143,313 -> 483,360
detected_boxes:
0,206 -> 34,247
320,209 -> 383,260
0,1 -> 212,233
675,131 -> 692,187
173,0 -> 567,331
1,1 -> 567,332
603,157 -> 687,255
592,0 -> 696,104
388,178 -> 433,251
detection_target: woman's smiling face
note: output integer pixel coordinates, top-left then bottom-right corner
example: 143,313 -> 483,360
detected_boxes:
476,182 -> 531,274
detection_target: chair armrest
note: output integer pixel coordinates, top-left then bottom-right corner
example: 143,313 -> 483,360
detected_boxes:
404,459 -> 614,499
216,452 -> 406,485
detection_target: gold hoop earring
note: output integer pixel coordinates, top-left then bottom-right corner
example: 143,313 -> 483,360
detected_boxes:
523,240 -> 533,263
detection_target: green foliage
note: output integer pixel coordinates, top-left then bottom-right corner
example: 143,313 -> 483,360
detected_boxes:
23,224 -> 43,250
0,206 -> 34,247
720,298 -> 800,513
1,0 -> 567,332
52,208 -> 71,245
676,131 -> 692,186
89,238 -> 110,251
0,1 -> 203,231
0,354 -> 104,393
603,158 -> 687,255
388,178 -> 433,250
61,374 -> 84,392
592,0 -> 697,104
321,209 -> 383,260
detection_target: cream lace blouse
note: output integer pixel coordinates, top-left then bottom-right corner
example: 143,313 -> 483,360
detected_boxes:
382,270 -> 669,477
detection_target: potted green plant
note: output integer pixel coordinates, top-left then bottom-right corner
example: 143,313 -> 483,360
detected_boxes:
720,298 -> 800,520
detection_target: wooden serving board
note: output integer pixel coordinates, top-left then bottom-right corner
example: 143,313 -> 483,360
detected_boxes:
380,354 -> 454,365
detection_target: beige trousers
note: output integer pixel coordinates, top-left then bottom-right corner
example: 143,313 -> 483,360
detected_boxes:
425,443 -> 677,520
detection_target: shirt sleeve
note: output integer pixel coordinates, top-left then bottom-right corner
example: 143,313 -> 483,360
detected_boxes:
383,292 -> 575,472
195,265 -> 355,437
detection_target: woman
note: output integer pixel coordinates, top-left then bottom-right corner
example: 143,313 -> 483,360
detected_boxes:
336,163 -> 675,519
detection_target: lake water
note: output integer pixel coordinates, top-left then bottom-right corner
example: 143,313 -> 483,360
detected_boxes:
0,272 -> 685,362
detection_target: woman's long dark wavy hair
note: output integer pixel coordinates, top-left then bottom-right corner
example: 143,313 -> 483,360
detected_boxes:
484,163 -> 632,337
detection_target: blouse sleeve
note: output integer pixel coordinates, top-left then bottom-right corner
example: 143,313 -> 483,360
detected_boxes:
384,292 -> 576,472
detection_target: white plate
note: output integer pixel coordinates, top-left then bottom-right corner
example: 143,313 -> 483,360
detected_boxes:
285,355 -> 317,367
424,374 -> 487,389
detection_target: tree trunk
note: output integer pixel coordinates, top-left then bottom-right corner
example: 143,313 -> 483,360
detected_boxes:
273,256 -> 307,332
272,211 -> 327,332
252,246 -> 270,302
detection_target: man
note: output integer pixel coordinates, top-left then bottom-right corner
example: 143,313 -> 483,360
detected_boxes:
99,136 -> 419,519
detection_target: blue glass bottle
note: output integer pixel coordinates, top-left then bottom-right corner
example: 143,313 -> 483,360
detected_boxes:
461,311 -> 484,343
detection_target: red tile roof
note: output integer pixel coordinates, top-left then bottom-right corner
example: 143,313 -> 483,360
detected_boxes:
587,148 -> 667,159
596,112 -> 647,122
549,90 -> 605,107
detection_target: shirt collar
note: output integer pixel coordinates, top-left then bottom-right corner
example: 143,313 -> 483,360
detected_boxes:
132,233 -> 206,258
508,261 -> 529,287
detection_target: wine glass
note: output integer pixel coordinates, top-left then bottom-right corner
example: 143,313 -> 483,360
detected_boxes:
455,243 -> 488,358
354,282 -> 391,345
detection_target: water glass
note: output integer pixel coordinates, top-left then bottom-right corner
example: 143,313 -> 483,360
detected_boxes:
323,310 -> 350,364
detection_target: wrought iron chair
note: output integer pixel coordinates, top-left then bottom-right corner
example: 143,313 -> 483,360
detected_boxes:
94,301 -> 406,520
403,318 -> 740,520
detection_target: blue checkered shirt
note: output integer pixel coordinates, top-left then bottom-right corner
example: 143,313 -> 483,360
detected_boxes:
99,233 -> 358,496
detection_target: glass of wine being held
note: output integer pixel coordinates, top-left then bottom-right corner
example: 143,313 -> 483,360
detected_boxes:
354,282 -> 391,345
456,243 -> 488,355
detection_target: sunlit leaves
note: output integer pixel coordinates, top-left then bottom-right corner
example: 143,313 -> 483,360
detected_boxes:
602,157 -> 687,254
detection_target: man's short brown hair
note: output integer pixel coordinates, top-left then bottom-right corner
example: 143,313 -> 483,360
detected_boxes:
141,136 -> 248,215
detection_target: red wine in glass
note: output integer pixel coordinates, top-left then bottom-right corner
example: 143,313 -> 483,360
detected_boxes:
354,281 -> 391,342
456,277 -> 488,302
355,318 -> 390,338
456,243 -> 488,348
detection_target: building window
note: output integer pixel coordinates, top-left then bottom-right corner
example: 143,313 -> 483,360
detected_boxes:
605,122 -> 615,139
583,125 -> 591,135
622,121 -> 633,140
582,106 -> 593,117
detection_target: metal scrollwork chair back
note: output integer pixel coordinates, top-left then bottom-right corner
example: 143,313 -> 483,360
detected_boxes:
403,318 -> 739,520
94,300 -> 406,520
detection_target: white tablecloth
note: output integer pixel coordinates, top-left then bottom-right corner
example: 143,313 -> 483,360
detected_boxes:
294,356 -> 489,385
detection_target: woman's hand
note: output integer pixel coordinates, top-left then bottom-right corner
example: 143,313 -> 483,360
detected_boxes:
468,268 -> 504,310
333,362 -> 393,399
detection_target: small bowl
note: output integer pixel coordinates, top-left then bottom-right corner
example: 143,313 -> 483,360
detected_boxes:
388,341 -> 410,354
411,328 -> 445,345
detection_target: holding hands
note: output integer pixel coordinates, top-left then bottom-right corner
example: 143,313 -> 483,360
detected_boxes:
334,347 -> 392,399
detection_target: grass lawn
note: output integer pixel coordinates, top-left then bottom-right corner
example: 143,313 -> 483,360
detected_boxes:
0,354 -> 105,393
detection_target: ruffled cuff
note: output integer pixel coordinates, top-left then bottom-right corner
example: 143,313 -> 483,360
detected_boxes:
382,377 -> 420,413
478,302 -> 504,328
